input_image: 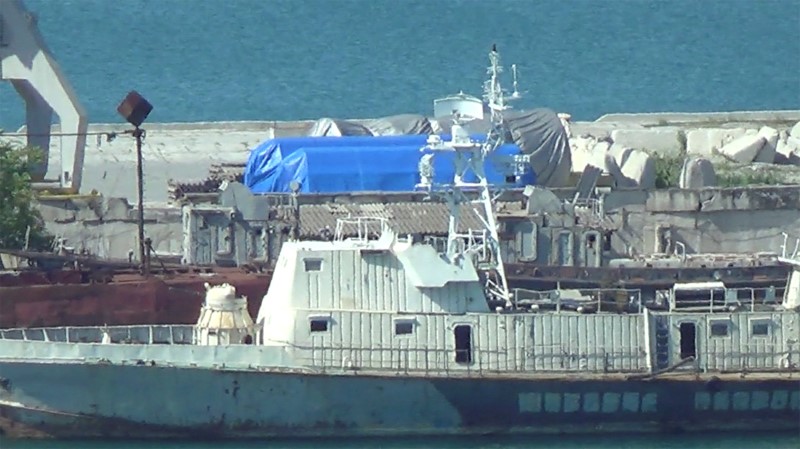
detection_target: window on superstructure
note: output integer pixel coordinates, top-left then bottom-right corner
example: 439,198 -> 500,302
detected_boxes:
586,234 -> 596,249
709,321 -> 730,337
309,318 -> 329,333
395,321 -> 414,336
304,259 -> 322,272
751,320 -> 770,337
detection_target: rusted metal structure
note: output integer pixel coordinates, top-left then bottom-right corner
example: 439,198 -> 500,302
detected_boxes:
0,249 -> 270,328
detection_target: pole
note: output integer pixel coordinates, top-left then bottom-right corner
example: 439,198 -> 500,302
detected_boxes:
133,126 -> 149,276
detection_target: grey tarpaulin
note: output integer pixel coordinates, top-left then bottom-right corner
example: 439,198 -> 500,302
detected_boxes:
503,108 -> 571,187
307,118 -> 373,137
365,114 -> 434,136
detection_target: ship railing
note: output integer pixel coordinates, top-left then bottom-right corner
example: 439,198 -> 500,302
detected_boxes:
334,217 -> 390,244
572,197 -> 605,224
512,287 -> 643,313
0,325 -> 195,345
695,344 -> 800,373
450,229 -> 490,261
780,232 -> 800,260
666,284 -> 780,313
296,343 -> 649,377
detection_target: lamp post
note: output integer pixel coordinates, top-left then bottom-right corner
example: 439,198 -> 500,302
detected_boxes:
116,91 -> 153,276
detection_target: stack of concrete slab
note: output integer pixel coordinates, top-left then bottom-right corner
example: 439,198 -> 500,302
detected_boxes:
562,113 -> 800,187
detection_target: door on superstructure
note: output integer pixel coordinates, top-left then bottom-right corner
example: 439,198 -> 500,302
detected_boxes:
517,221 -> 538,262
679,322 -> 697,361
556,231 -> 574,266
454,325 -> 472,364
583,231 -> 601,267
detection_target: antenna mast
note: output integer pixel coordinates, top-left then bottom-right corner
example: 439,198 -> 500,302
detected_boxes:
418,44 -> 515,308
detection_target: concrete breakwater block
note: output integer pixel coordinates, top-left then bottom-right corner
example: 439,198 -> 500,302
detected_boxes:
568,136 -> 594,173
775,132 -> 800,165
753,126 -> 779,163
618,149 -> 656,189
569,122 -> 645,140
609,128 -> 683,156
718,133 -> 766,163
570,137 -> 612,173
581,144 -> 653,189
685,127 -> 751,156
679,157 -> 716,188
590,152 -> 636,188
609,144 -> 633,169
791,121 -> 800,140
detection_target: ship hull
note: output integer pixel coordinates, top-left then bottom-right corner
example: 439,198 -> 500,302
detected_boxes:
0,361 -> 798,439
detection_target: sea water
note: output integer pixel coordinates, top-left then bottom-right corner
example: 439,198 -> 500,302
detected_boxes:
1,0 -> 799,130
1,432 -> 799,449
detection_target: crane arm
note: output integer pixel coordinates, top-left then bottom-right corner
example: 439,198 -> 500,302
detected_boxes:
0,0 -> 87,193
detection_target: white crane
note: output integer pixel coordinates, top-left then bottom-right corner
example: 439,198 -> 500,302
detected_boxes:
0,0 -> 87,194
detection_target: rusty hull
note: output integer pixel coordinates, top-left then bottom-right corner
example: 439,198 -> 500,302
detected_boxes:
0,268 -> 270,328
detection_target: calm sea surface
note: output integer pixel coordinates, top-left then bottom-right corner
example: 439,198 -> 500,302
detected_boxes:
1,0 -> 799,447
1,432 -> 799,449
1,0 -> 799,130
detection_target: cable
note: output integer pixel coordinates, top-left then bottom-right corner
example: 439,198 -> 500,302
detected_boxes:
1,130 -> 116,137
0,129 -> 145,142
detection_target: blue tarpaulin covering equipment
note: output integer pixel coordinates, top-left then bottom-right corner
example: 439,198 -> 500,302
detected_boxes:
243,135 -> 535,194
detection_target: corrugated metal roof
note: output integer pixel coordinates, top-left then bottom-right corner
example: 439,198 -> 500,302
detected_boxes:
298,201 -> 523,238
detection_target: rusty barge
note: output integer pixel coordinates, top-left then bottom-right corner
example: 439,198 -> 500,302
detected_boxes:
0,249 -> 271,329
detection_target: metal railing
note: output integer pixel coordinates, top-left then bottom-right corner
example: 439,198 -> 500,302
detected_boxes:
0,325 -> 195,345
780,232 -> 800,260
667,285 -> 780,313
513,287 -> 643,313
687,345 -> 800,374
334,217 -> 390,243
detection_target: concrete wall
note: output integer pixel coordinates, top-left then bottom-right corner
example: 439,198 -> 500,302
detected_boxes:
604,186 -> 800,256
38,197 -> 183,260
37,185 -> 800,265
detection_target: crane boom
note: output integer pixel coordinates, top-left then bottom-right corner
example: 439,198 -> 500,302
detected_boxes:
0,0 -> 87,193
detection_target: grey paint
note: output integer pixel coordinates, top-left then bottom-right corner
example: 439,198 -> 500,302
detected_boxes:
34,184 -> 800,266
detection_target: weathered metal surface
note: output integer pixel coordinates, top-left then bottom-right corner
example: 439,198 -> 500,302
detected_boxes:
0,269 -> 270,328
0,358 -> 797,439
505,263 -> 791,289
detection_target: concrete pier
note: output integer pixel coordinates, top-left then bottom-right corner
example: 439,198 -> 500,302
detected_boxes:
3,110 -> 798,204
3,110 -> 800,263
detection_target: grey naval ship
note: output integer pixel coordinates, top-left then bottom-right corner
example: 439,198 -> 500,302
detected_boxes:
1,48 -> 799,440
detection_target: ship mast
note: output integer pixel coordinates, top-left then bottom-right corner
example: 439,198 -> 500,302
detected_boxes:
419,44 -> 515,309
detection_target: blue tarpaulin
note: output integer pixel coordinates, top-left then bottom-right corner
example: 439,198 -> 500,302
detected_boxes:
243,135 -> 535,194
